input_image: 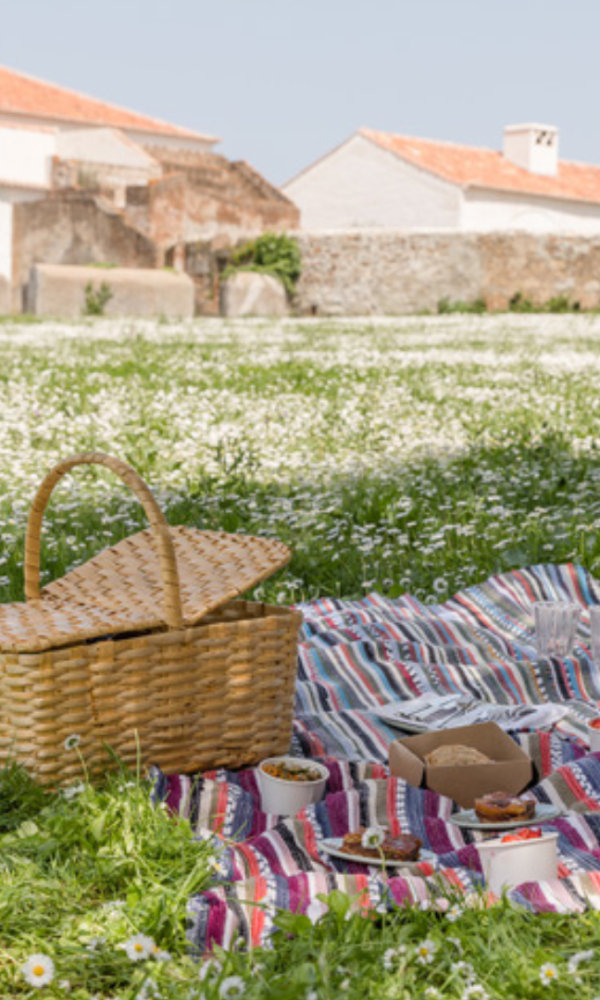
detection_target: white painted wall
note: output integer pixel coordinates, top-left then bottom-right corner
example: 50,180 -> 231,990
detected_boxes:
0,198 -> 13,281
124,130 -> 216,153
0,125 -> 55,187
56,127 -> 157,169
283,133 -> 461,229
462,187 -> 600,234
0,110 -> 217,155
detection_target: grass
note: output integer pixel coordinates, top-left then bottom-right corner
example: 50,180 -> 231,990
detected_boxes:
2,314 -> 600,997
2,314 -> 600,606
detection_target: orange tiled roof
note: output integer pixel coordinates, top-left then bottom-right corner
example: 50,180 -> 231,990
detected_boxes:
361,128 -> 600,206
0,64 -> 217,144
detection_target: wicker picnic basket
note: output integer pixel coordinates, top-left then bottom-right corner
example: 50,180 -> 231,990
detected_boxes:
0,453 -> 302,786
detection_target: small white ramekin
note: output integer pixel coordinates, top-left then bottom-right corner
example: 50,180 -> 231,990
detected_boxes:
257,756 -> 329,815
476,831 -> 559,895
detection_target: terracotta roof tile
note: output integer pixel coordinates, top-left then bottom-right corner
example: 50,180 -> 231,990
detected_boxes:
0,64 -> 217,144
362,128 -> 600,206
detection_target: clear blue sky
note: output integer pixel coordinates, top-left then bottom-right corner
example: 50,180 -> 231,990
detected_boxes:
0,0 -> 597,186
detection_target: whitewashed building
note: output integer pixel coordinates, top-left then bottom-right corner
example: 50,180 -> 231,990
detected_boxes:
0,63 -> 218,303
283,124 -> 600,234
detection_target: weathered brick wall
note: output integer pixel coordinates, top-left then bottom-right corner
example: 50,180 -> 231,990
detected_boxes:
52,157 -> 160,194
11,192 -> 156,312
294,230 -> 600,314
125,170 -> 298,254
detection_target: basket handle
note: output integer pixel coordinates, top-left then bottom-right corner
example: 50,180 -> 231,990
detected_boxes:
24,452 -> 184,629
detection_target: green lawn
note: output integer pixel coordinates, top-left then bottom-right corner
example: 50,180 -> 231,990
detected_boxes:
1,315 -> 600,998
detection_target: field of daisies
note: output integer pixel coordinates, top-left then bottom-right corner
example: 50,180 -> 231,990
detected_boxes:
1,312 -> 600,998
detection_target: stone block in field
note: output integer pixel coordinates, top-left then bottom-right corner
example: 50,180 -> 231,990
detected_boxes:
27,264 -> 195,318
220,271 -> 289,317
0,276 -> 9,315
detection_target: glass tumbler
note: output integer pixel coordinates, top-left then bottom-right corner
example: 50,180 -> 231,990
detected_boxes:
534,601 -> 580,659
588,606 -> 600,664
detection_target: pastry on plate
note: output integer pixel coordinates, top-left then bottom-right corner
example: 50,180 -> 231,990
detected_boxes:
474,791 -> 536,824
425,744 -> 492,767
340,827 -> 422,862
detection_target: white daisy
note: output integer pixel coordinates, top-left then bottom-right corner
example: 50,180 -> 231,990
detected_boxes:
124,933 -> 155,961
424,989 -> 442,999
456,961 -> 476,982
61,782 -> 85,800
448,936 -> 463,952
22,954 -> 55,988
383,947 -> 399,970
568,949 -> 594,974
416,938 -> 438,965
86,936 -> 106,951
361,826 -> 385,849
446,904 -> 464,922
152,948 -> 172,962
64,734 -> 81,751
540,963 -> 559,985
463,986 -> 489,999
209,856 -> 229,877
136,980 -> 162,1000
219,975 -> 246,999
306,898 -> 327,924
199,957 -> 222,980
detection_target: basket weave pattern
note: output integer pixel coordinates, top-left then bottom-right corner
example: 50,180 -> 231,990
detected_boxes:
0,454 -> 302,785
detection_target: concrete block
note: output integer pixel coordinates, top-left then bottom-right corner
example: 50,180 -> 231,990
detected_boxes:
220,271 -> 289,317
0,276 -> 9,315
28,264 -> 195,318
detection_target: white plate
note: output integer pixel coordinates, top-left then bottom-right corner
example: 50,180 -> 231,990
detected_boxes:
450,802 -> 562,831
375,698 -> 568,734
321,837 -> 436,870
374,694 -> 470,733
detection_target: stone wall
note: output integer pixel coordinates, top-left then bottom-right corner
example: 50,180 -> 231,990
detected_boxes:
479,232 -> 600,310
11,191 -> 156,312
294,230 -> 600,314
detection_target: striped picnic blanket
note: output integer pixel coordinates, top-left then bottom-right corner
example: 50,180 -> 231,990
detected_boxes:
155,565 -> 600,952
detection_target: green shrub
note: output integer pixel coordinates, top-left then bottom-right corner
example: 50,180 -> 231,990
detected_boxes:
224,232 -> 301,296
83,280 -> 114,317
509,291 -> 582,313
437,297 -> 487,314
547,293 -> 580,313
508,291 -> 536,313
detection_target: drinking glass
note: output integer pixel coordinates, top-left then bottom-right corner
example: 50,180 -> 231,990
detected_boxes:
588,606 -> 600,664
534,601 -> 580,658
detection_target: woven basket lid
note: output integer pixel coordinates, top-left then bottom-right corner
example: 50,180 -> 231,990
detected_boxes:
0,527 -> 291,653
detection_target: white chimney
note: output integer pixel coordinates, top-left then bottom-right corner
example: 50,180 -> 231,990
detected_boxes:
503,124 -> 559,176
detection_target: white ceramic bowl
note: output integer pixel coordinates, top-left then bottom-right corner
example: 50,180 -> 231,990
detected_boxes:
587,722 -> 600,753
476,831 -> 559,896
257,756 -> 329,816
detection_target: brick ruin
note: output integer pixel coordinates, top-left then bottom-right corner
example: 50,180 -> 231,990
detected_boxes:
13,147 -> 299,315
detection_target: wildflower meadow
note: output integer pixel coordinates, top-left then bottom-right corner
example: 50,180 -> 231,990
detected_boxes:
1,313 -> 600,998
